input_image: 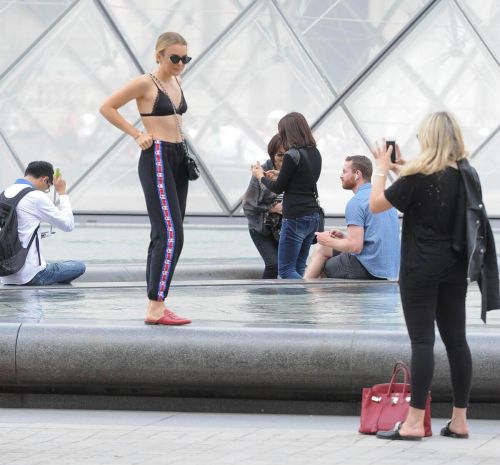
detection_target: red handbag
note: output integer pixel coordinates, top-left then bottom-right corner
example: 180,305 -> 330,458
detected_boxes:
359,361 -> 432,436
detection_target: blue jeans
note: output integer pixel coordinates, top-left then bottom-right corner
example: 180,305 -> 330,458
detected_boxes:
278,211 -> 320,279
27,261 -> 86,285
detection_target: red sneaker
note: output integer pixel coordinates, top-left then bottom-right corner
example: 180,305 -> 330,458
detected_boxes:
144,309 -> 192,326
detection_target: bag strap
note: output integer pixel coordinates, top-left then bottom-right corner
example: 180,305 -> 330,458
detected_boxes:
294,148 -> 320,203
0,188 -> 41,266
148,73 -> 189,156
0,187 -> 35,225
1,186 -> 35,205
26,224 -> 41,266
12,189 -> 41,265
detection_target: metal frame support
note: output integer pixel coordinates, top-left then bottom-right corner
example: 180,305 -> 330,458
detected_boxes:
0,0 -> 81,81
451,0 -> 499,69
311,0 -> 443,131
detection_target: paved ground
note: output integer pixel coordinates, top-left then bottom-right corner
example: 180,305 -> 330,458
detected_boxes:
0,409 -> 499,465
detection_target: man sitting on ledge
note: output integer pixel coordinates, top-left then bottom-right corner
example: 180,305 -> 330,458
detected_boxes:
304,155 -> 400,280
0,161 -> 85,286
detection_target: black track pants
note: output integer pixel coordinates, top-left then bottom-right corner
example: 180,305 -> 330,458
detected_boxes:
138,140 -> 188,301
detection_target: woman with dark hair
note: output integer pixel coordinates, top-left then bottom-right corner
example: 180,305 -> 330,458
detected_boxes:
251,112 -> 322,278
370,111 -> 499,440
243,134 -> 284,279
99,32 -> 192,325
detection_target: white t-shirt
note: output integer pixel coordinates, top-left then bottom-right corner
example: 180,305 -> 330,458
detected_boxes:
0,183 -> 75,285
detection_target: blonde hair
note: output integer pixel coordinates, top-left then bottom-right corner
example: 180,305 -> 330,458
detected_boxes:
400,111 -> 468,177
155,32 -> 187,54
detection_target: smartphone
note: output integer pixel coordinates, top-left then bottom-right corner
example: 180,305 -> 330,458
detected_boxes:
386,140 -> 397,163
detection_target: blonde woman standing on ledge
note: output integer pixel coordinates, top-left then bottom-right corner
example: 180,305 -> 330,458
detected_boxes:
370,111 -> 499,440
100,32 -> 192,326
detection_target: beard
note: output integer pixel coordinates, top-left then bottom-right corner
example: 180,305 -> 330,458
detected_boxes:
342,179 -> 355,190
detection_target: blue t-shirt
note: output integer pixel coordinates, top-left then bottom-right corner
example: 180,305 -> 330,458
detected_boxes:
345,183 -> 400,279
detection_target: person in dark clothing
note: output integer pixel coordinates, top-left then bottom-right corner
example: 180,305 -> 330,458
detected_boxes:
370,111 -> 499,441
100,32 -> 192,326
251,112 -> 322,279
243,134 -> 284,279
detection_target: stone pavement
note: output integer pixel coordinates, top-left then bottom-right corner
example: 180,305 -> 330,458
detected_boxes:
0,409 -> 499,465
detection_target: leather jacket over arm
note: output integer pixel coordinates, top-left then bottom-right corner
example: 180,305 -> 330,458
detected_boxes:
458,158 -> 500,322
242,159 -> 276,233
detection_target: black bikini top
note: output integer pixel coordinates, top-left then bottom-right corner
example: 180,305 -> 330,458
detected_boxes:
140,75 -> 187,117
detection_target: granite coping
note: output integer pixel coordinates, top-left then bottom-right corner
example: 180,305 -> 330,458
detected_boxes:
78,263 -> 262,282
1,323 -> 499,403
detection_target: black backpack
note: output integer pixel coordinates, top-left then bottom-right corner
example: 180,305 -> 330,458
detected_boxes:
0,188 -> 40,276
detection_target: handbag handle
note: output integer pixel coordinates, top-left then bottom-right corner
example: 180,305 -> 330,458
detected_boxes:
386,361 -> 411,396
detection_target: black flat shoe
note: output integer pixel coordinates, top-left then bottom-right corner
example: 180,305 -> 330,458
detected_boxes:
376,422 -> 423,441
440,420 -> 469,439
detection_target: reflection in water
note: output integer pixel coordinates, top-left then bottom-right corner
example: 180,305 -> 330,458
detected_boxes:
244,282 -> 401,326
0,287 -> 88,321
245,286 -> 316,324
0,281 -> 497,328
11,289 -> 44,320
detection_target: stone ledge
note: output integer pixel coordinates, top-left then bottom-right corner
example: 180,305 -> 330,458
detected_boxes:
77,264 -> 262,282
1,323 -> 499,404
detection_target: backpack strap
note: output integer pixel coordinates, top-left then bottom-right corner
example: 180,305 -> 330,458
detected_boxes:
1,187 -> 41,265
0,186 -> 35,205
26,225 -> 41,266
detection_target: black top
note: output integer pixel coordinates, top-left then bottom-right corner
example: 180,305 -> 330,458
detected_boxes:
385,167 -> 466,285
261,146 -> 321,219
140,77 -> 188,117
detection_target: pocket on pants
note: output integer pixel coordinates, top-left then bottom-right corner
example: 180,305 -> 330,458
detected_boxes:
295,215 -> 317,237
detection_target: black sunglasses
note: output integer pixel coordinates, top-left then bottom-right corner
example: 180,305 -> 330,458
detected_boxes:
169,54 -> 192,65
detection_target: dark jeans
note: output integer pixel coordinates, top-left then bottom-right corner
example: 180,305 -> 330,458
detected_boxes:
249,229 -> 279,279
400,263 -> 472,409
278,211 -> 320,279
27,261 -> 86,285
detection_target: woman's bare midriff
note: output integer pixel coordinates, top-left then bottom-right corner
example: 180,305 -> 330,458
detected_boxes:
142,114 -> 183,143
